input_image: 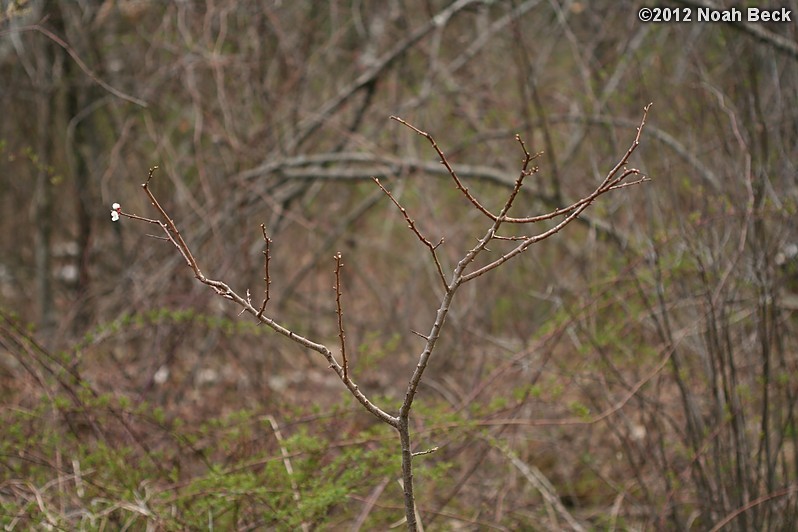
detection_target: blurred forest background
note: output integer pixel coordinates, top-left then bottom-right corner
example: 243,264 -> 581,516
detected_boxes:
2,0 -> 798,529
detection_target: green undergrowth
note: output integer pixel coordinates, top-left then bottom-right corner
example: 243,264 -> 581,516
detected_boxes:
0,387 -> 470,529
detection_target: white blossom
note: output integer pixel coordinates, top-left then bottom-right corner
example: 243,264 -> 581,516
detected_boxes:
110,202 -> 121,222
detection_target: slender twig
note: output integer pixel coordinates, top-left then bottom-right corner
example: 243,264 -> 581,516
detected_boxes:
334,252 -> 349,382
12,24 -> 149,107
120,212 -> 161,224
391,115 -> 497,221
143,234 -> 170,241
492,234 -> 529,241
141,167 -> 211,285
410,330 -> 430,341
392,104 -> 649,226
411,446 -> 439,457
459,104 -> 652,283
373,177 -> 448,291
258,224 -> 272,319
145,165 -> 158,186
607,175 -> 650,191
709,484 -> 798,532
494,133 -> 539,223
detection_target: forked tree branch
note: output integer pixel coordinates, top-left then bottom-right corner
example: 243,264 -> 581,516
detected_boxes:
120,168 -> 398,428
380,106 -> 650,530
387,104 -> 651,422
391,104 -> 650,225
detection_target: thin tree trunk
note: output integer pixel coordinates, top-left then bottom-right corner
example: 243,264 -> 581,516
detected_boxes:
33,40 -> 57,341
399,415 -> 417,531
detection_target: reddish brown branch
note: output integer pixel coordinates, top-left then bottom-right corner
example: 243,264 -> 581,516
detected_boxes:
458,104 -> 652,283
334,252 -> 348,382
258,224 -> 272,318
140,167 -> 209,282
373,177 -> 448,291
126,167 -> 396,427
392,105 -> 650,226
495,134 -> 540,221
119,211 -> 160,224
391,115 -> 497,221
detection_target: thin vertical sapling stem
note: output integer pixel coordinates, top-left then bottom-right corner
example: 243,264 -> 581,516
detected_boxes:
333,252 -> 349,382
258,224 -> 272,319
118,104 -> 650,531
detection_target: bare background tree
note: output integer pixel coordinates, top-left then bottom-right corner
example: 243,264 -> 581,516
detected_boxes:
1,0 -> 797,530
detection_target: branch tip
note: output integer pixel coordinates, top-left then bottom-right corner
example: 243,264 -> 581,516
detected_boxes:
145,165 -> 159,187
258,224 -> 272,318
374,176 -> 448,289
410,329 -> 430,341
412,446 -> 439,457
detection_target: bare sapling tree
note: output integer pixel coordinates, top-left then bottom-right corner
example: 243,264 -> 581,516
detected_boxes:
115,104 -> 651,530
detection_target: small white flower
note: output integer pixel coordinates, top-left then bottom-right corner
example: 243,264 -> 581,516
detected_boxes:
110,202 -> 121,222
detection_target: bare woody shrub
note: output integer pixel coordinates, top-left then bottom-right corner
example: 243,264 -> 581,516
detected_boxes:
115,106 -> 650,530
